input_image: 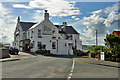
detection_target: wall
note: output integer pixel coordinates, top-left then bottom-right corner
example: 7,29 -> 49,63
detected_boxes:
68,34 -> 82,50
0,48 -> 10,59
14,22 -> 24,50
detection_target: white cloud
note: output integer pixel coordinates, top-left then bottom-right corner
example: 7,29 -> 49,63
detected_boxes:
72,3 -> 118,45
104,3 -> 118,14
66,19 -> 72,21
13,0 -> 81,17
0,3 -> 16,44
1,0 -> 119,2
71,16 -> 76,19
53,22 -> 59,25
75,18 -> 79,20
13,4 -> 31,9
31,10 -> 44,22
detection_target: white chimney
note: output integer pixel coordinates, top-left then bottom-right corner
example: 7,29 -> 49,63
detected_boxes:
17,16 -> 20,22
63,22 -> 67,26
62,22 -> 67,31
44,10 -> 49,20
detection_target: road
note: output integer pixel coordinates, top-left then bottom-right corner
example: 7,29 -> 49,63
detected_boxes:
2,54 -> 118,79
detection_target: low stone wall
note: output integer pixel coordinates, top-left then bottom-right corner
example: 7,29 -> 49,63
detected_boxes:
0,48 -> 10,59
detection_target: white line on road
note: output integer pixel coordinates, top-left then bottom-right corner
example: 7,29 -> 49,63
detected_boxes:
67,59 -> 75,80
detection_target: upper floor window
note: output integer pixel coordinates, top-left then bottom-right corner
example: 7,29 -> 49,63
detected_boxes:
38,30 -> 42,38
70,35 -> 72,40
23,33 -> 26,39
31,31 -> 33,38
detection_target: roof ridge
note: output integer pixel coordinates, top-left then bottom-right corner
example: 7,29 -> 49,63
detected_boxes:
20,22 -> 37,24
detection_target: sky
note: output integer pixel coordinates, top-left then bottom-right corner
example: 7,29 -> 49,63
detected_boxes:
0,0 -> 119,46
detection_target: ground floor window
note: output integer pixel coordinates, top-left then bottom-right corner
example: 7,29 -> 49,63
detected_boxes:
38,42 -> 42,49
52,42 -> 56,49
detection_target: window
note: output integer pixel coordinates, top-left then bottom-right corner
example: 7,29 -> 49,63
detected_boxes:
38,30 -> 41,38
52,42 -> 56,49
28,31 -> 30,38
43,45 -> 46,49
31,31 -> 33,38
38,42 -> 42,49
38,42 -> 41,47
70,35 -> 72,40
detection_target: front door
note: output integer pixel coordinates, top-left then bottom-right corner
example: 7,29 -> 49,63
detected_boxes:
68,43 -> 73,55
25,44 -> 30,51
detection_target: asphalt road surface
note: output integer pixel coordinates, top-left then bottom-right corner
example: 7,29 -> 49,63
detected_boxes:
2,54 -> 118,79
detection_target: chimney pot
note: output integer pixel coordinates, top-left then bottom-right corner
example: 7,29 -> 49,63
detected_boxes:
63,22 -> 67,26
44,10 -> 49,20
17,16 -> 20,22
45,10 -> 48,13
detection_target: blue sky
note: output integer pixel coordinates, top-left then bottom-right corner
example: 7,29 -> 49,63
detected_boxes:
0,0 -> 119,45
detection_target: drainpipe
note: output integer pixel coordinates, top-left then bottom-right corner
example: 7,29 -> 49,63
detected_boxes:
57,40 -> 58,54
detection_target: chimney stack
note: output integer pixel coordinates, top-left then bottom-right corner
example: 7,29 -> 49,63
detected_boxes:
63,22 -> 67,26
44,10 -> 49,20
17,16 -> 20,22
62,22 -> 67,31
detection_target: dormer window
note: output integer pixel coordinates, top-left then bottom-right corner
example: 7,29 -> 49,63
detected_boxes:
70,35 -> 72,40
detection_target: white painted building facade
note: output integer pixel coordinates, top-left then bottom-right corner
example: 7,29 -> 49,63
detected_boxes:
13,10 -> 82,55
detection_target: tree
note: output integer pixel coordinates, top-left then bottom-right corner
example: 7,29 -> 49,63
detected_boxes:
90,45 -> 103,54
104,34 -> 120,56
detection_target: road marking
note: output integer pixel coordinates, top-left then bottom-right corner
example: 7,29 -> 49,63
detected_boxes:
67,59 -> 75,80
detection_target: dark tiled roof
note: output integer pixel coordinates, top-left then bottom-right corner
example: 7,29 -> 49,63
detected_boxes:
19,22 -> 79,34
20,22 -> 36,31
55,25 -> 63,28
65,26 -> 79,34
55,25 -> 79,34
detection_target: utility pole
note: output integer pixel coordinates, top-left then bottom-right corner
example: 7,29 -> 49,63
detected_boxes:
96,30 -> 98,46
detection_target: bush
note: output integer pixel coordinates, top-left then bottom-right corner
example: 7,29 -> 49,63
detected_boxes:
36,50 -> 50,54
104,33 -> 120,57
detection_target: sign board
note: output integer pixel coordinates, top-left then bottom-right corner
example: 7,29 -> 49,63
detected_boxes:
100,52 -> 105,60
42,26 -> 52,35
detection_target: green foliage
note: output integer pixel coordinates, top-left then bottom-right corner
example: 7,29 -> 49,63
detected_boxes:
103,48 -> 111,55
104,34 -> 120,56
83,50 -> 89,52
0,42 -> 4,48
90,45 -> 103,54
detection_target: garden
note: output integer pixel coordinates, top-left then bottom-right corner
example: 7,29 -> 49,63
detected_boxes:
89,33 -> 120,62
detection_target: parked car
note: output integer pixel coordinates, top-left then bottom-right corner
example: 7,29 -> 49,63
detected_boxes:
9,47 -> 19,55
76,50 -> 87,56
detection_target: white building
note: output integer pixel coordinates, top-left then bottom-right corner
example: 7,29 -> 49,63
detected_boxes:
13,10 -> 82,55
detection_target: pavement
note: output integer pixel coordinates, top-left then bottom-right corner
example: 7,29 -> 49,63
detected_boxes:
1,51 -> 119,68
0,52 -> 37,62
2,53 -> 119,78
2,54 -> 72,78
73,56 -> 120,68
